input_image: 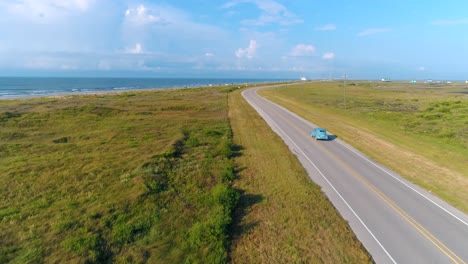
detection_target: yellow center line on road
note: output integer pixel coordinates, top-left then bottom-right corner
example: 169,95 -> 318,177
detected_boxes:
314,140 -> 465,264
254,95 -> 466,264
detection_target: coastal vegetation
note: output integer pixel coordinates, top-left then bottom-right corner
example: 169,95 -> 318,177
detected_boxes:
0,87 -> 238,263
0,84 -> 372,263
260,81 -> 468,212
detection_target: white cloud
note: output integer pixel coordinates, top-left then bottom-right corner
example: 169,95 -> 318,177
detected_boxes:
357,28 -> 392,36
418,66 -> 425,71
22,54 -> 80,70
124,4 -> 168,26
24,56 -> 58,69
127,43 -> 143,54
431,18 -> 468,26
317,24 -> 336,31
0,0 -> 122,55
223,0 -> 303,26
322,52 -> 335,60
60,64 -> 77,70
236,40 -> 257,59
290,44 -> 315,57
122,3 -> 228,56
0,1 -> 339,76
3,0 -> 94,21
97,60 -> 111,70
15,0 -> 93,11
59,0 -> 93,10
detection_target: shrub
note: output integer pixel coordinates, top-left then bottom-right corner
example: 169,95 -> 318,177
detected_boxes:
62,234 -> 104,263
111,216 -> 152,246
212,184 -> 239,214
186,136 -> 201,147
0,112 -> 21,122
216,139 -> 233,158
439,129 -> 456,139
222,87 -> 240,93
0,246 -> 19,263
0,207 -> 19,221
54,220 -> 79,233
143,155 -> 174,193
52,137 -> 69,143
204,129 -> 223,137
220,163 -> 236,182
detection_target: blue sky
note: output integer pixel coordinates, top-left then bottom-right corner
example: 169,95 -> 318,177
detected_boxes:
1,0 -> 468,79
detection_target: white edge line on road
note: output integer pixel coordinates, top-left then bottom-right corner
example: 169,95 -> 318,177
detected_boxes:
253,88 -> 468,228
242,90 -> 397,264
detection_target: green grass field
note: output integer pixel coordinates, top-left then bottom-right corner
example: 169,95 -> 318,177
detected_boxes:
0,87 -> 238,263
260,81 -> 468,212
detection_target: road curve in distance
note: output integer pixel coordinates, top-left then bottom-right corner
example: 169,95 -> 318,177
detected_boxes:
242,86 -> 468,264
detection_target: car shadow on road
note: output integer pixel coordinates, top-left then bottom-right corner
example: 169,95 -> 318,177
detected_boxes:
313,135 -> 338,141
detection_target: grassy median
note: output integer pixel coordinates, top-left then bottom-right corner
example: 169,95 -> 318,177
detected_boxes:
260,81 -> 468,212
228,89 -> 371,263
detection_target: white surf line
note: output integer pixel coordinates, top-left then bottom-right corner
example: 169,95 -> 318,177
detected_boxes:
253,88 -> 468,228
242,90 -> 397,264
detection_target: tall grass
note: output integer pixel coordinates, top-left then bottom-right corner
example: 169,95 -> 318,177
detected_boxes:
0,87 -> 239,263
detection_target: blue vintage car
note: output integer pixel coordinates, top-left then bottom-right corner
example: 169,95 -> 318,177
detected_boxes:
311,128 -> 328,140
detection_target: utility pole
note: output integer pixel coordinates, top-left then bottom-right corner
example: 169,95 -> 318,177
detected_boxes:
343,74 -> 347,110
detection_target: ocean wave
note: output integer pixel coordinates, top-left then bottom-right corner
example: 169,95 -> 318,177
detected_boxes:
0,77 -> 287,99
113,86 -> 135,90
31,90 -> 48,94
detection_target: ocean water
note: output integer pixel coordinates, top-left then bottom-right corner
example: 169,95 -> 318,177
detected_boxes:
0,77 -> 286,99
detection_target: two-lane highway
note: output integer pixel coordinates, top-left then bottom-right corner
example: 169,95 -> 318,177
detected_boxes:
242,86 -> 468,263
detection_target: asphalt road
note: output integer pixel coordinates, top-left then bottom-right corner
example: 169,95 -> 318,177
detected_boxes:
242,86 -> 468,264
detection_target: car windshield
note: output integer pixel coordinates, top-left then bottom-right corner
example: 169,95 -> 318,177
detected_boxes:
318,129 -> 326,133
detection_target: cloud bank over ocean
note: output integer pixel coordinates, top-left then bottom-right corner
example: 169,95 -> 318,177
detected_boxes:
1,0 -> 467,79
